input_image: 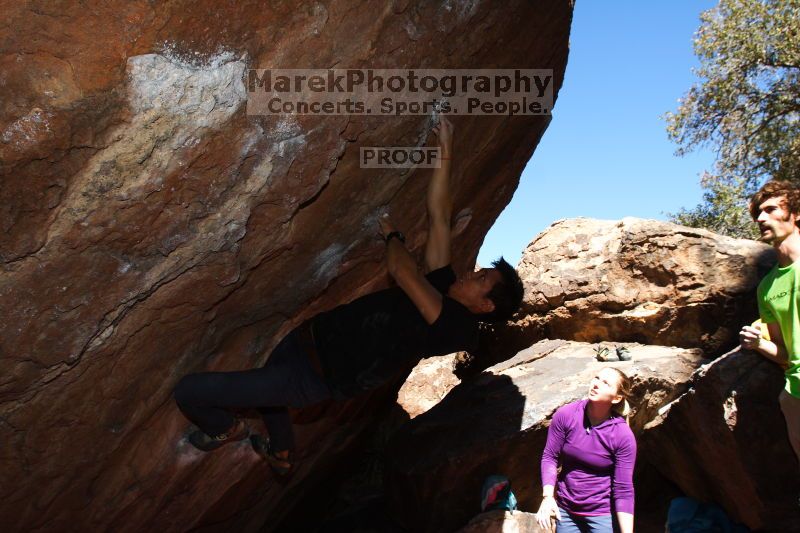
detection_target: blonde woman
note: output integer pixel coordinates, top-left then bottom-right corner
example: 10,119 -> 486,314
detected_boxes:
536,368 -> 636,533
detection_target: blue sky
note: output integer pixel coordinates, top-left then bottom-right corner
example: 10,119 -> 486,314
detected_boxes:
477,0 -> 719,266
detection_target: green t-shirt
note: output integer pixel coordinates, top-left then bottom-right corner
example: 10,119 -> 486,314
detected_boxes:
757,261 -> 800,398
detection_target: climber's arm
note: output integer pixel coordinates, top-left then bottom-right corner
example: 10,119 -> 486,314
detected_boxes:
380,215 -> 443,325
425,117 -> 453,273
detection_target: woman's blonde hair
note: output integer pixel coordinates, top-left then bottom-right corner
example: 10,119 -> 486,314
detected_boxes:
608,368 -> 632,421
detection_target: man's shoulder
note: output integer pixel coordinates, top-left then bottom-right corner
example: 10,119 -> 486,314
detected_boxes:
425,264 -> 456,293
428,296 -> 479,353
438,295 -> 478,323
757,263 -> 782,295
425,263 -> 455,278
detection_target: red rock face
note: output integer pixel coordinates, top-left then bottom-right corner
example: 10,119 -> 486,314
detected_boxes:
0,1 -> 573,531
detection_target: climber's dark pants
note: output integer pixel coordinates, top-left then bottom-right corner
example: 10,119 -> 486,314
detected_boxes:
173,328 -> 331,452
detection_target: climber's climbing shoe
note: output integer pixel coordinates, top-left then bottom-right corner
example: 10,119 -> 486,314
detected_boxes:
593,345 -> 619,362
615,345 -> 632,361
251,434 -> 293,479
187,419 -> 249,452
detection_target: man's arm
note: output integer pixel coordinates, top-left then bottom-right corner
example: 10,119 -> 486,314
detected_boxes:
740,322 -> 790,368
424,117 -> 453,272
380,214 -> 443,325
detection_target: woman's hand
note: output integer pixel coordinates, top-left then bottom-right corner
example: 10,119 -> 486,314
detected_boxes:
535,495 -> 561,531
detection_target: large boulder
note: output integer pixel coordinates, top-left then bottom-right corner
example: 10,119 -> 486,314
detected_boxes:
0,1 -> 574,531
642,348 -> 800,532
384,339 -> 705,532
397,352 -> 462,419
496,218 -> 774,361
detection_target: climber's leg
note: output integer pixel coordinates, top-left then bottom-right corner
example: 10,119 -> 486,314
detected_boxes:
174,328 -> 330,452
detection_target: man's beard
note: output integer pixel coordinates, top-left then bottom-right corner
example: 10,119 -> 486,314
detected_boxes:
759,230 -> 775,243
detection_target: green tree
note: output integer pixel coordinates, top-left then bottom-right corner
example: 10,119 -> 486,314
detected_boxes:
668,173 -> 758,239
666,0 -> 800,238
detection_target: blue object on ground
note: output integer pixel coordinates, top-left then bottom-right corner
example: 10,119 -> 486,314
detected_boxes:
666,496 -> 750,533
480,475 -> 518,513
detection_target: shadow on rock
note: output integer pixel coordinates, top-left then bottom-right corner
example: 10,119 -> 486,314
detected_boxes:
384,372 -> 528,532
641,348 -> 800,532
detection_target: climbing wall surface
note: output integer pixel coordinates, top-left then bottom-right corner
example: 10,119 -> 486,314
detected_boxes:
0,1 -> 573,530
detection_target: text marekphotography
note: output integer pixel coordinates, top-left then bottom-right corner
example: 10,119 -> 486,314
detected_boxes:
247,69 -> 553,116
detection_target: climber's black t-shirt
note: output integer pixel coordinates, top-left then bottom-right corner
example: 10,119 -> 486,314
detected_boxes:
310,265 -> 478,397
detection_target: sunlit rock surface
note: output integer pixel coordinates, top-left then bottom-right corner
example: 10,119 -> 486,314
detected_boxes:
490,218 -> 774,363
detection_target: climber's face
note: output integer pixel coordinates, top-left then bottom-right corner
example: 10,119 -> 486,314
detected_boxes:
588,368 -> 623,406
756,196 -> 800,244
448,267 -> 501,315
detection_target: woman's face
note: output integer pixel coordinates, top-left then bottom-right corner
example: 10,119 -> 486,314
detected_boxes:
588,368 -> 623,406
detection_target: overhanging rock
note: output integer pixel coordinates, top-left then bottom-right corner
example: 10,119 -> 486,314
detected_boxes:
0,1 -> 574,531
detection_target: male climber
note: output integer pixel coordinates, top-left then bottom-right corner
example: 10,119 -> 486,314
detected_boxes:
740,180 -> 800,473
173,117 -> 524,475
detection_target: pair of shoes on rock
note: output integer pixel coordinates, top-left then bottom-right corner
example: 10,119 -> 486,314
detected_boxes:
250,434 -> 293,479
188,419 -> 250,452
594,345 -> 632,362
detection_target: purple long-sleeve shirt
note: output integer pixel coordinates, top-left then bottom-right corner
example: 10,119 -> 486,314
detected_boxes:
540,399 -> 637,516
